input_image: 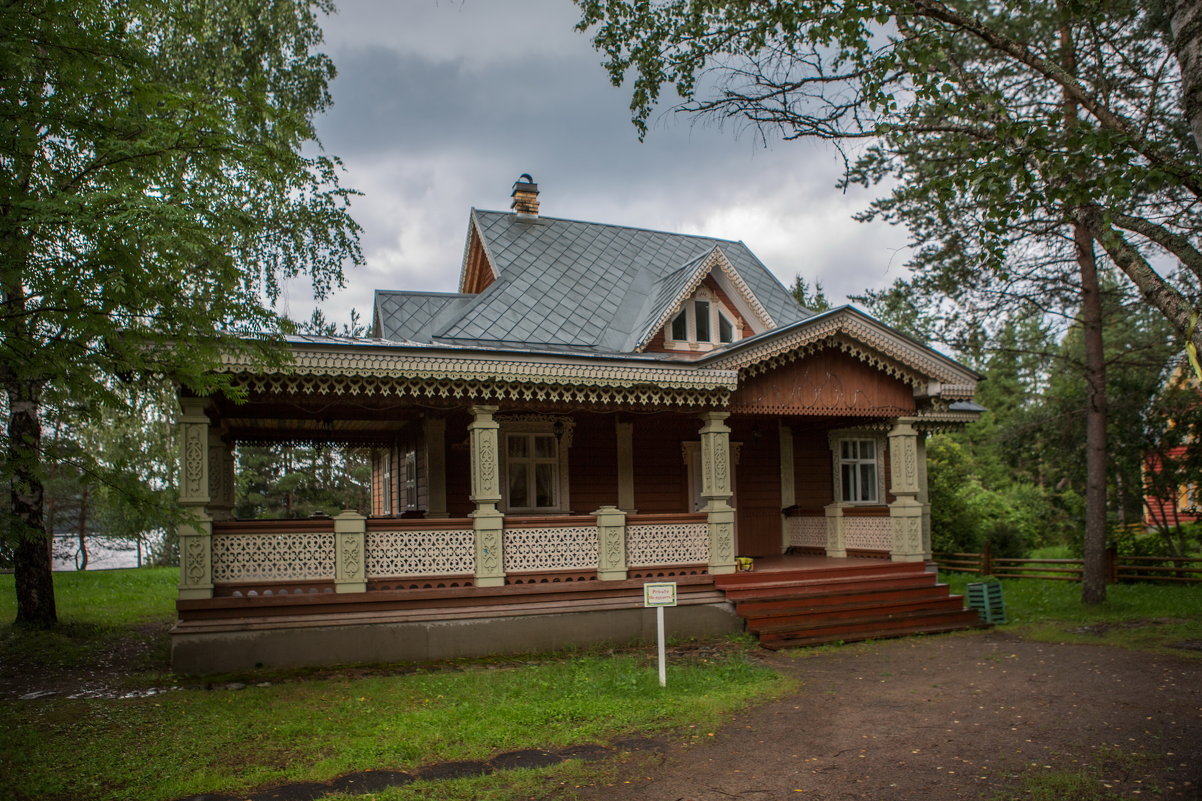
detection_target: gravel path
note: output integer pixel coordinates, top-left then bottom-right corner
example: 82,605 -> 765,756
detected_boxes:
578,632 -> 1202,800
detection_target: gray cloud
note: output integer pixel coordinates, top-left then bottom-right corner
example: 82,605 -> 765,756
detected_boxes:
286,0 -> 912,324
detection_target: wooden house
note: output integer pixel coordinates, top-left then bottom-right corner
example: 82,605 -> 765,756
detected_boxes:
171,177 -> 985,673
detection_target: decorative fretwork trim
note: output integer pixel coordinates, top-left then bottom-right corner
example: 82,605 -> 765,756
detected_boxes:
495,413 -> 576,447
706,310 -> 977,399
228,372 -> 732,409
220,349 -> 738,392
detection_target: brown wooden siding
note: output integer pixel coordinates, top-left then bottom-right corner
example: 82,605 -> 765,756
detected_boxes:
631,414 -> 696,513
461,228 -> 496,294
567,414 -> 619,513
792,424 -> 834,513
444,413 -> 474,517
730,348 -> 917,416
729,417 -> 783,556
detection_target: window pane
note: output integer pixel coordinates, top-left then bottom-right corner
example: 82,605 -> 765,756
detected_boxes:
859,464 -> 876,501
718,313 -> 733,343
841,440 -> 854,460
671,310 -> 687,340
533,435 -> 556,459
860,440 -> 875,458
507,435 -> 527,458
841,463 -> 856,502
508,465 -> 529,507
534,463 -> 556,507
694,300 -> 711,341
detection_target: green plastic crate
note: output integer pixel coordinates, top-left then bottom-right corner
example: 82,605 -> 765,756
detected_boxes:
966,581 -> 1007,624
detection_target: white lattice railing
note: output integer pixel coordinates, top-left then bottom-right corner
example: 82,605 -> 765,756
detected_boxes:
211,528 -> 336,583
503,524 -> 599,572
785,515 -> 827,548
845,516 -> 892,551
626,515 -> 709,566
365,526 -> 475,578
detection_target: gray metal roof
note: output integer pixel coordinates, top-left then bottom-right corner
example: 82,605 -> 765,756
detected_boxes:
374,291 -> 476,342
373,209 -> 811,354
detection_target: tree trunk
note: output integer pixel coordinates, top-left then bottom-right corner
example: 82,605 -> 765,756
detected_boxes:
76,483 -> 89,571
1076,220 -> 1109,604
1168,0 -> 1202,155
7,380 -> 57,627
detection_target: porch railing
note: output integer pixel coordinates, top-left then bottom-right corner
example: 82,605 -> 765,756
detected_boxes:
206,510 -> 710,596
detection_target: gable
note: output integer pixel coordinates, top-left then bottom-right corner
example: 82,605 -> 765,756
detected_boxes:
645,275 -> 754,356
729,348 -> 917,415
458,219 -> 497,294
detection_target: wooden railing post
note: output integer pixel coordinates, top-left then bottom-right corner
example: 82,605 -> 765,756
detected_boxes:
1106,545 -> 1118,584
982,540 -> 993,577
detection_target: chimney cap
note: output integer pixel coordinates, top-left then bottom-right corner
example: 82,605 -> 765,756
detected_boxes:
511,173 -> 538,194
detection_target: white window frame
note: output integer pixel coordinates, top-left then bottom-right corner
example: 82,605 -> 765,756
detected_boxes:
499,419 -> 572,514
830,432 -> 885,505
401,449 -> 418,511
664,287 -> 742,351
380,449 -> 393,515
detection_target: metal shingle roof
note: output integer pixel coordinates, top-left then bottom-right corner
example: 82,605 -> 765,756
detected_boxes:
431,210 -> 810,352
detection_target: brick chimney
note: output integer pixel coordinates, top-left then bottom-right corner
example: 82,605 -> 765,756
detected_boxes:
510,174 -> 539,216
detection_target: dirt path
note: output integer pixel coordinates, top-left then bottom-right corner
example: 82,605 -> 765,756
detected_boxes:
580,632 -> 1202,800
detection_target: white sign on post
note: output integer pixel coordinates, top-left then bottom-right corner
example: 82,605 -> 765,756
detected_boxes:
644,582 -> 677,686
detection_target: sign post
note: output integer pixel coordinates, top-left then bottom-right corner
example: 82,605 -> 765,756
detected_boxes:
643,582 -> 677,687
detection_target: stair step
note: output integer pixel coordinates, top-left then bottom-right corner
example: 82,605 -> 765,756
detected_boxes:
757,609 -> 984,644
735,584 -> 952,616
748,597 -> 969,633
714,561 -> 926,589
723,572 -> 936,602
761,618 -> 987,650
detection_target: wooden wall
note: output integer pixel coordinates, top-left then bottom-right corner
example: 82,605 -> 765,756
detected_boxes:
567,413 -> 619,513
728,418 -> 783,555
731,348 -> 916,416
630,413 -> 695,513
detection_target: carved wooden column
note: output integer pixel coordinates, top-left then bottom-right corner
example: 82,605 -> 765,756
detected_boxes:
334,510 -> 367,593
594,505 -> 627,581
177,398 -> 213,600
824,504 -> 846,558
699,411 -> 736,575
468,405 -> 505,587
916,430 -> 932,558
423,416 -> 448,519
887,417 -> 926,562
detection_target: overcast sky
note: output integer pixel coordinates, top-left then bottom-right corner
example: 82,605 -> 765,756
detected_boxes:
283,0 -> 913,325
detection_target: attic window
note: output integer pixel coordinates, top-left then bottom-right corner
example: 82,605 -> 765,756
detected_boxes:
664,290 -> 742,350
718,313 -> 734,343
671,311 -> 687,340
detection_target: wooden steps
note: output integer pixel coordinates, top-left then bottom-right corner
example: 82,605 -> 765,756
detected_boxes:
715,561 -> 985,649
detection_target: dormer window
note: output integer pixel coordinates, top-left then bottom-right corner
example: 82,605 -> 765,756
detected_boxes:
665,289 -> 742,350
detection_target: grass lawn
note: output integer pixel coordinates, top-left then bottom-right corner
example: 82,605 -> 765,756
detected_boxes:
0,568 -> 791,801
942,573 -> 1202,655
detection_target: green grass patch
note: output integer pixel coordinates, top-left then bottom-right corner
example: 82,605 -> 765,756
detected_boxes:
1,647 -> 790,801
942,573 -> 1202,654
0,567 -> 179,678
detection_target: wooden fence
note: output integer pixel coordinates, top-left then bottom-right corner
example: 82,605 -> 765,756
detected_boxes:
933,542 -> 1202,584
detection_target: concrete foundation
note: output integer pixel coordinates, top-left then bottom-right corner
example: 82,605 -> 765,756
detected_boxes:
171,602 -> 741,675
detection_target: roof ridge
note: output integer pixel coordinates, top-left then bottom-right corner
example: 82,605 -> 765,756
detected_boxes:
375,289 -> 473,298
472,208 -> 747,247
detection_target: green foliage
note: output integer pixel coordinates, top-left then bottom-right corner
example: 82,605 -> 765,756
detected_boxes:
235,443 -> 370,519
1,0 -> 361,621
789,275 -> 831,312
927,435 -> 1073,557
